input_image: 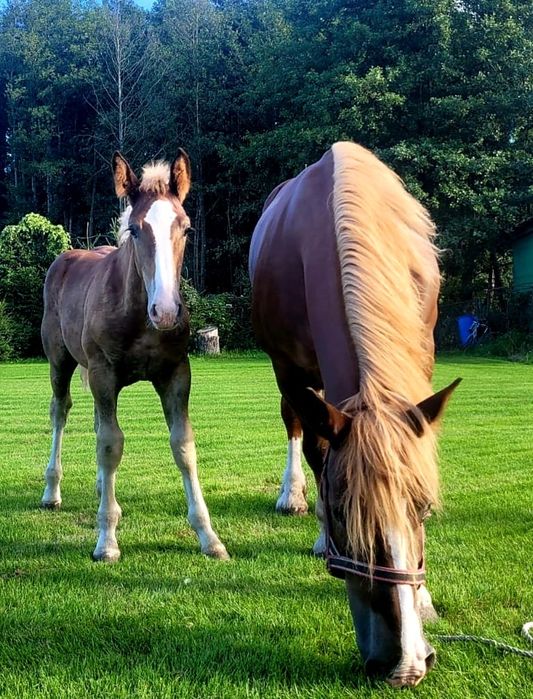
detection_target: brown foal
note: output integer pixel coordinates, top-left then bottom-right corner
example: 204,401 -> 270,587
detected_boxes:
40,150 -> 228,562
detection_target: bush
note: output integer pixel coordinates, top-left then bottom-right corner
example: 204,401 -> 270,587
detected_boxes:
0,300 -> 15,360
0,213 -> 71,357
181,278 -> 256,351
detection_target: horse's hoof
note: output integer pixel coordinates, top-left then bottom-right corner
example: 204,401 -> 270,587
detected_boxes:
40,501 -> 61,511
275,492 -> 309,516
92,548 -> 121,563
275,499 -> 308,516
203,543 -> 230,560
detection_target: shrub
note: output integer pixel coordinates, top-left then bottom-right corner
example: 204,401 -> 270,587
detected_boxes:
0,300 -> 15,360
181,278 -> 256,351
0,213 -> 71,357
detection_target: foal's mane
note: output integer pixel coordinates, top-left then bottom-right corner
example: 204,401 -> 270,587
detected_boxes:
118,161 -> 171,244
331,142 -> 440,566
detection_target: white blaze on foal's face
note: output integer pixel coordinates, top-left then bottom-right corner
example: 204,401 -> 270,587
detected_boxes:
143,199 -> 187,330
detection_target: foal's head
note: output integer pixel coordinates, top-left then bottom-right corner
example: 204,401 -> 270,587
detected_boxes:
113,150 -> 192,331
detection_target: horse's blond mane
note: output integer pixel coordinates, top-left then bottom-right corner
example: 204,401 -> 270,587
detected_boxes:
331,141 -> 440,566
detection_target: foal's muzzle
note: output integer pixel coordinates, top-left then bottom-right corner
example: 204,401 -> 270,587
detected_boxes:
149,302 -> 182,330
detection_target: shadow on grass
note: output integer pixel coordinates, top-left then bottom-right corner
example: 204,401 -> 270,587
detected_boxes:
0,611 -> 369,691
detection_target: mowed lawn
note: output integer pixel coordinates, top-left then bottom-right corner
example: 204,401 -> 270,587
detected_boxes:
0,355 -> 531,699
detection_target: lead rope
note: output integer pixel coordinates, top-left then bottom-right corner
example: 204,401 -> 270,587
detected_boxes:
432,621 -> 533,659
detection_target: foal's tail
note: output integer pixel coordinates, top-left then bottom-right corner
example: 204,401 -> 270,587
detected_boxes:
79,366 -> 89,390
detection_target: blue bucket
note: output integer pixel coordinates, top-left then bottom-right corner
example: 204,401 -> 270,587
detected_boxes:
457,314 -> 477,347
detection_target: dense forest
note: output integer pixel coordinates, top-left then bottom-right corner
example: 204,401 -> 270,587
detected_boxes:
0,0 -> 531,302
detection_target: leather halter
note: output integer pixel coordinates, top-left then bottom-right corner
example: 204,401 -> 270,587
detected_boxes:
321,462 -> 426,586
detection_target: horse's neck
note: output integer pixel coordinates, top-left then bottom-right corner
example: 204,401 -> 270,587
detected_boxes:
114,240 -> 146,311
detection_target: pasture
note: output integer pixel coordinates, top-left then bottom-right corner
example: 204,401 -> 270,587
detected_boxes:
0,354 -> 531,698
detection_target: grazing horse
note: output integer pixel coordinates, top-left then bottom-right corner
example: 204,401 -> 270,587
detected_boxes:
249,142 -> 459,687
41,149 -> 228,563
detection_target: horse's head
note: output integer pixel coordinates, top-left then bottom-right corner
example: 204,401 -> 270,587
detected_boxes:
113,150 -> 192,331
299,379 -> 460,687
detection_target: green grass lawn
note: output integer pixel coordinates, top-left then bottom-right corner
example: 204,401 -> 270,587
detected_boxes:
0,355 -> 531,698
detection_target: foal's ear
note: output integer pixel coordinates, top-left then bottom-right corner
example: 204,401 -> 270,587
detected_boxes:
169,148 -> 192,202
299,388 -> 352,450
407,378 -> 462,436
113,152 -> 139,199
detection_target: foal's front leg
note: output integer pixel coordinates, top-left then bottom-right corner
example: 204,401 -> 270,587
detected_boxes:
154,360 -> 229,560
89,364 -> 124,562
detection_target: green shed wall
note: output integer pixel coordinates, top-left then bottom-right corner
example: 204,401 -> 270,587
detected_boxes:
512,234 -> 533,292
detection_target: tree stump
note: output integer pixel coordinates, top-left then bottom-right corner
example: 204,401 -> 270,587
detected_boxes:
196,326 -> 220,354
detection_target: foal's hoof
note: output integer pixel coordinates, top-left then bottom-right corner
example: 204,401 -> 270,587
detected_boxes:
203,543 -> 230,560
40,501 -> 62,511
92,547 -> 121,563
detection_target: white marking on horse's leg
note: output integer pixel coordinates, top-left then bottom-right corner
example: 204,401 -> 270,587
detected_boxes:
387,529 -> 429,683
93,421 -> 124,562
276,437 -> 308,515
95,466 -> 103,498
312,490 -> 327,556
41,394 -> 71,508
170,421 -> 229,560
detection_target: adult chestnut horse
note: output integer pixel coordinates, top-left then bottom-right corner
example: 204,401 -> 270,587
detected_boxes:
250,142 -> 459,687
41,150 -> 228,562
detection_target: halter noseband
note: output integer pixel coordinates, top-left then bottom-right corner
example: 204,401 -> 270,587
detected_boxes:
321,462 -> 426,586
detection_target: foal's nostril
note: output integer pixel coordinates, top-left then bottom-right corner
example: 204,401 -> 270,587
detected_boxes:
176,303 -> 182,318
150,303 -> 158,319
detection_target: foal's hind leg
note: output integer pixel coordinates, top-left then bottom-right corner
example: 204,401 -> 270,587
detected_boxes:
154,360 -> 229,560
276,397 -> 308,515
41,357 -> 77,509
89,363 -> 124,562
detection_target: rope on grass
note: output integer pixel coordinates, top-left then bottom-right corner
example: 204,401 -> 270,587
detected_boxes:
433,621 -> 533,659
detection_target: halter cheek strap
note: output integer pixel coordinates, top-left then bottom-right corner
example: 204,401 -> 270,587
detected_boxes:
321,465 -> 426,586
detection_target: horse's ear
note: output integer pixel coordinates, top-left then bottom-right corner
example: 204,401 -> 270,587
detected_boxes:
298,388 -> 352,450
407,378 -> 462,436
113,152 -> 139,199
169,148 -> 192,202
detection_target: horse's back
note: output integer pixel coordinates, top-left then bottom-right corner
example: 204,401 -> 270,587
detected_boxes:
249,149 -> 359,399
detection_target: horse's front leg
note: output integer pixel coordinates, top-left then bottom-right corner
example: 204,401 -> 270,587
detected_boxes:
41,357 -> 77,509
89,363 -> 124,562
154,359 -> 229,560
276,397 -> 308,515
301,429 -> 330,556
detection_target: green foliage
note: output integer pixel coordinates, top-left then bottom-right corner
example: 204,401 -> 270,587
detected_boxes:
181,277 -> 255,350
0,0 -> 531,318
0,300 -> 15,360
0,213 -> 70,356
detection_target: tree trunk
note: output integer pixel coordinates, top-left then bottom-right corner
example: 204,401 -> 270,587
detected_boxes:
196,326 -> 219,354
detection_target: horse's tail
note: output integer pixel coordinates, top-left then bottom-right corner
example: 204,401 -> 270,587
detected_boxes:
330,141 -> 440,565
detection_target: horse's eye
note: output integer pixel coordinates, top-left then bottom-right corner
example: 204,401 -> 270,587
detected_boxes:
185,226 -> 195,238
128,225 -> 139,239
